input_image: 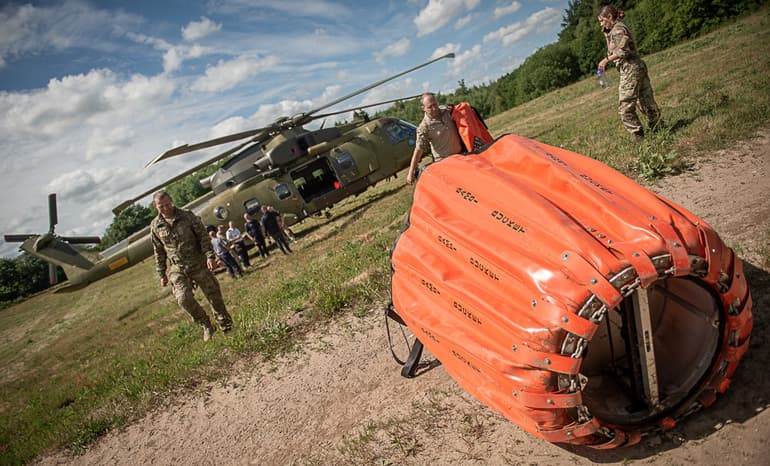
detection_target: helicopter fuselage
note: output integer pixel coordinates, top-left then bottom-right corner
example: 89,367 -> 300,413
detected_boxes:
36,116 -> 419,289
197,116 -> 417,227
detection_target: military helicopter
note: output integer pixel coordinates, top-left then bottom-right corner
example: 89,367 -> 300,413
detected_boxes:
4,54 -> 454,291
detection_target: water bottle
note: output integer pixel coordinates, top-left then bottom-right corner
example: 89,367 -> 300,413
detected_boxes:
597,69 -> 608,90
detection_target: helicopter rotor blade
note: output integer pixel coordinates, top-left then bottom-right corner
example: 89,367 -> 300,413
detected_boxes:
4,234 -> 37,243
311,93 -> 423,120
48,193 -> 58,233
299,53 -> 455,122
114,136 -> 259,215
143,54 -> 453,167
59,236 -> 102,244
145,127 -> 271,167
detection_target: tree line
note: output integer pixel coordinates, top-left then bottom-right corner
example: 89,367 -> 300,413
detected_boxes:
377,0 -> 766,122
2,0 -> 765,305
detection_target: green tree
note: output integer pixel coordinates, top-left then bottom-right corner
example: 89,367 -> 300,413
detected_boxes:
514,42 -> 581,103
0,253 -> 50,304
99,204 -> 155,250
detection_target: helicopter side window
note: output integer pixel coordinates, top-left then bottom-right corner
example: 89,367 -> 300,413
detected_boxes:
214,206 -> 230,220
243,198 -> 261,215
275,183 -> 292,200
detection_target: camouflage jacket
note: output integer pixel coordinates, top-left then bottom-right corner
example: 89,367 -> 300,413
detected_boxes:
150,207 -> 215,277
607,21 -> 640,66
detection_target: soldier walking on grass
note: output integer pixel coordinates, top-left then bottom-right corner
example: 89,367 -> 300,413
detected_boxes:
150,191 -> 233,342
597,5 -> 660,143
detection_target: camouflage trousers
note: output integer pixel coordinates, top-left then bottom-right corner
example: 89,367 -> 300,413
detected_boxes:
618,59 -> 660,136
169,265 -> 233,330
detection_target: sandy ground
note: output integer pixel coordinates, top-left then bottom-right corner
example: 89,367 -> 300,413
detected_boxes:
37,130 -> 770,465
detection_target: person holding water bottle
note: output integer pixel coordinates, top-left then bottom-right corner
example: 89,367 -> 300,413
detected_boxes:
597,5 -> 660,144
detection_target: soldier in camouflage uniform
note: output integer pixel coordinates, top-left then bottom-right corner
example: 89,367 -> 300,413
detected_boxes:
150,191 -> 233,341
597,5 -> 660,143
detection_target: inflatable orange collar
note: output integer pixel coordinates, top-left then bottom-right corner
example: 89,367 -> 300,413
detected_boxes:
390,134 -> 752,448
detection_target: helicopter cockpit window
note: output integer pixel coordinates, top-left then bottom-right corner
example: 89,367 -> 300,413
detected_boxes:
384,121 -> 416,144
275,183 -> 292,200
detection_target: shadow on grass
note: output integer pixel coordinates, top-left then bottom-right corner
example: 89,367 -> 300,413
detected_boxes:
561,259 -> 769,461
664,116 -> 697,134
292,184 -> 407,249
117,289 -> 173,321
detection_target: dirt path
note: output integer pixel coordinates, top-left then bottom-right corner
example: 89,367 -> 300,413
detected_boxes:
37,131 -> 770,465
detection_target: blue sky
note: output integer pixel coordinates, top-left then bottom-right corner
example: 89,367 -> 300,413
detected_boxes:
0,0 -> 568,257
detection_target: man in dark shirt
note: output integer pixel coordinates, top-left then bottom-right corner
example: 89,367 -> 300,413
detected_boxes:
260,205 -> 292,254
243,212 -> 269,258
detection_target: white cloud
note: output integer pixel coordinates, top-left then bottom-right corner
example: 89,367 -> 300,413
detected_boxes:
214,0 -> 352,20
374,38 -> 411,64
127,32 -> 212,74
318,85 -> 343,104
484,7 -> 561,46
163,44 -> 209,73
191,55 -> 279,92
414,0 -> 482,36
494,1 -> 523,19
46,170 -> 98,199
0,70 -> 175,140
210,98 -> 315,137
447,44 -> 482,75
46,167 -> 142,202
359,78 -> 422,116
182,17 -> 222,41
84,126 -> 136,161
0,1 -> 141,67
430,43 -> 462,61
455,13 -> 475,29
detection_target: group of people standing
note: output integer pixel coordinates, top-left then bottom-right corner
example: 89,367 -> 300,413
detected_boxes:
209,205 -> 294,279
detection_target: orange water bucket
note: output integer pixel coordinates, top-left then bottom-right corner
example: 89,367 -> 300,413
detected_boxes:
390,134 -> 752,448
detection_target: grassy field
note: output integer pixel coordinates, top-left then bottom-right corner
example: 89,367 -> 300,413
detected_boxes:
1,7 -> 769,464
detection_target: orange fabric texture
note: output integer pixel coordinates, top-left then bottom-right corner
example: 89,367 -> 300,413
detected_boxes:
448,102 -> 493,151
390,134 -> 752,447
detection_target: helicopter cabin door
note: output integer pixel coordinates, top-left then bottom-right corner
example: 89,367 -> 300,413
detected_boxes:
290,150 -> 369,211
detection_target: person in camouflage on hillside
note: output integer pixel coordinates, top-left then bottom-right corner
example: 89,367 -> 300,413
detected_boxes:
597,5 -> 660,143
150,191 -> 233,342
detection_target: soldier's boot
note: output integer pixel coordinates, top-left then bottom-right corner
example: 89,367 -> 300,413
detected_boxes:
203,324 -> 216,342
649,117 -> 662,132
213,311 -> 233,333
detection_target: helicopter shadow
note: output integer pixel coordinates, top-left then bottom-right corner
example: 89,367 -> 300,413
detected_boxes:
293,183 -> 408,248
560,259 -> 770,461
